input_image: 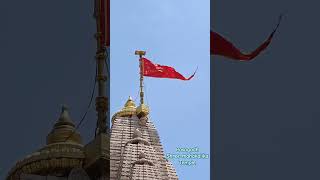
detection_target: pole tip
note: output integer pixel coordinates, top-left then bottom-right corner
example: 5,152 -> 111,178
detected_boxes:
135,50 -> 146,56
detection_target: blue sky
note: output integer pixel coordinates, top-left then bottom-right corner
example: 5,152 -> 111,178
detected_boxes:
111,0 -> 210,179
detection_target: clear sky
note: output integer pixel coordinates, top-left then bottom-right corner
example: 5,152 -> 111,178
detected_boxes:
111,0 -> 210,179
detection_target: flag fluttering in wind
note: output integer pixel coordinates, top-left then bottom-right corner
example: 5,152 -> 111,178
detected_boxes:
210,15 -> 282,61
141,58 -> 196,80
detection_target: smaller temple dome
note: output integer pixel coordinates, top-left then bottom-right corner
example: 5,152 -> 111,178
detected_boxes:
136,103 -> 149,119
47,105 -> 82,145
112,96 -> 137,123
6,105 -> 85,180
124,96 -> 136,108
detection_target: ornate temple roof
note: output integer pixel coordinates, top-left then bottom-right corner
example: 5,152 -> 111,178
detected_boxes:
6,106 -> 85,180
110,97 -> 178,180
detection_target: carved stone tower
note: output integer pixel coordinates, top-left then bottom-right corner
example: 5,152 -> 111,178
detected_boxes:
110,97 -> 178,179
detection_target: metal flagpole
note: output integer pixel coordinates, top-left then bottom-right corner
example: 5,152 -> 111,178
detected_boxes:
135,50 -> 146,105
94,0 -> 109,135
134,50 -> 149,119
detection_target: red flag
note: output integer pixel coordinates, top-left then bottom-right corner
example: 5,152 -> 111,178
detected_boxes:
210,15 -> 282,61
141,58 -> 196,80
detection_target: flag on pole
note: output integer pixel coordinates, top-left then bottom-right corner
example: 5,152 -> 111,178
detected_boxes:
141,58 -> 196,80
210,15 -> 282,61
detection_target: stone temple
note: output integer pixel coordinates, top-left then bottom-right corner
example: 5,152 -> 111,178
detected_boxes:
6,105 -> 109,180
110,96 -> 178,179
6,96 -> 179,180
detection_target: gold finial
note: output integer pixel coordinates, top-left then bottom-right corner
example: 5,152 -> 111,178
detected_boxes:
135,50 -> 146,56
111,96 -> 137,123
124,96 -> 136,108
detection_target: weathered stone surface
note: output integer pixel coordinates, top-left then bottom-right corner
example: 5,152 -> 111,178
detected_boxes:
110,115 -> 178,180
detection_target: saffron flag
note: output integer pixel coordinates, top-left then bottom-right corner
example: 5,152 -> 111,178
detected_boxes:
141,58 -> 196,80
210,15 -> 282,61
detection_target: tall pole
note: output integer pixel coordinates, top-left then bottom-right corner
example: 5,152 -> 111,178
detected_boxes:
135,50 -> 146,105
94,0 -> 109,135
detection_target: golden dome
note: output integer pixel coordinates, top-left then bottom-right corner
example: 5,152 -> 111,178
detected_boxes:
124,96 -> 136,108
112,96 -> 137,123
136,103 -> 149,119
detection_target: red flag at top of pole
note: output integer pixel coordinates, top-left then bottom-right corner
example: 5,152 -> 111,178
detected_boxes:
210,15 -> 282,61
141,58 -> 196,81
